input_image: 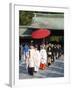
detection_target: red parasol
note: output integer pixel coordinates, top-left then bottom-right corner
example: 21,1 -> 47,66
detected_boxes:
32,29 -> 51,39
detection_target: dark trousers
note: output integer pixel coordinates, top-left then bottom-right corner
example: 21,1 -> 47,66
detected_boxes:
28,67 -> 34,75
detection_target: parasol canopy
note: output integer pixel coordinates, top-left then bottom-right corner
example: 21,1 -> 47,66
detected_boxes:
32,29 -> 51,39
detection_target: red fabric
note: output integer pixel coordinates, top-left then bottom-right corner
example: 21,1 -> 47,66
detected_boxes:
32,29 -> 51,39
39,63 -> 46,70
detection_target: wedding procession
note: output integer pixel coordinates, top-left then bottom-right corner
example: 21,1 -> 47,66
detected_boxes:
19,11 -> 64,79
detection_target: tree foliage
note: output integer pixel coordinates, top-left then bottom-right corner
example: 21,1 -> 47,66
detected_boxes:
19,11 -> 34,25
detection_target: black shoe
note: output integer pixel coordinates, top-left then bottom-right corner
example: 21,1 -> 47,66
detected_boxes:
48,63 -> 51,66
34,71 -> 37,73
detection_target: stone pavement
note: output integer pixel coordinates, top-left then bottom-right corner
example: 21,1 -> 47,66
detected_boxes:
19,56 -> 64,79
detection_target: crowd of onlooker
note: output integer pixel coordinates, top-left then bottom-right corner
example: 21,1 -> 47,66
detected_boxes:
19,42 -> 64,75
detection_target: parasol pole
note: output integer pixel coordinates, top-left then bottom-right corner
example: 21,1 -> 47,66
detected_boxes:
43,38 -> 45,44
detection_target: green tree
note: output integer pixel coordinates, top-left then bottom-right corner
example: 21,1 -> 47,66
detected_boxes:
19,11 -> 34,25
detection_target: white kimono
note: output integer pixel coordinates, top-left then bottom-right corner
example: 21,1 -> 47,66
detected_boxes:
40,49 -> 47,64
28,49 -> 35,68
34,50 -> 41,72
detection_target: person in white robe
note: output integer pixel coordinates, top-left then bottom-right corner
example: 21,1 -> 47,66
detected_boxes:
34,45 -> 41,72
40,46 -> 47,70
28,45 -> 36,75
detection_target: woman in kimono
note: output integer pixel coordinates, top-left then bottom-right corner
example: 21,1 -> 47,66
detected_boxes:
28,45 -> 35,75
34,45 -> 41,72
40,45 -> 47,70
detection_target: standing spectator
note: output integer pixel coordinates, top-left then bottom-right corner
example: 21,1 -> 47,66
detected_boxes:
19,45 -> 21,60
51,44 -> 54,62
23,44 -> 29,69
47,44 -> 53,66
21,44 -> 24,63
53,44 -> 58,59
58,44 -> 63,58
